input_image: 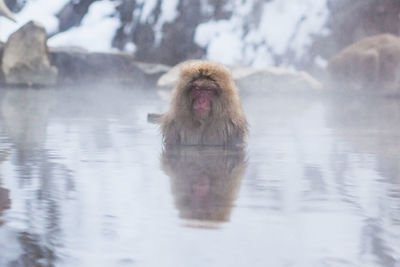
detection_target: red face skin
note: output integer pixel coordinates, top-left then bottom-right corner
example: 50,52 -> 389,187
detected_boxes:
190,79 -> 218,117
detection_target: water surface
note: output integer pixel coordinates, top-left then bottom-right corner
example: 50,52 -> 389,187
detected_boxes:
0,86 -> 399,267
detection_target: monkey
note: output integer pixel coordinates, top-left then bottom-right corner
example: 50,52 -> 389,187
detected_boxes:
162,146 -> 246,225
161,61 -> 248,146
327,34 -> 400,91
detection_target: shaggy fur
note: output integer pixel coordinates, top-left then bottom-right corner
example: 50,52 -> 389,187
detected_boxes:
161,61 -> 248,146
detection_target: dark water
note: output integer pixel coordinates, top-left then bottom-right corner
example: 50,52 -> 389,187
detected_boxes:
0,86 -> 399,267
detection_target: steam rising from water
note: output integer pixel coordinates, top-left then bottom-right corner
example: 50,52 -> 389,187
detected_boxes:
0,85 -> 399,266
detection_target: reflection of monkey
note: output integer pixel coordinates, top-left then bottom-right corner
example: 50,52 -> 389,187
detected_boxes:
161,61 -> 248,146
327,34 -> 400,91
162,146 -> 246,225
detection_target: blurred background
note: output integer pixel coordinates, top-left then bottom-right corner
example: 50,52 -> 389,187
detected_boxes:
2,0 -> 399,70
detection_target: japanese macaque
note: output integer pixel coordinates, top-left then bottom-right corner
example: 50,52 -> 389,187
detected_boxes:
161,61 -> 248,146
327,34 -> 400,91
162,146 -> 246,226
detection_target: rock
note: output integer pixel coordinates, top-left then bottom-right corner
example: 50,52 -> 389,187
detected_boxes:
49,48 -> 170,86
312,0 -> 400,70
2,21 -> 58,86
232,66 -> 323,94
157,60 -> 195,87
50,49 -> 141,85
49,46 -> 88,53
56,0 -> 96,33
327,34 -> 400,92
134,62 -> 171,82
113,0 -> 206,66
2,21 -> 57,85
157,61 -> 323,95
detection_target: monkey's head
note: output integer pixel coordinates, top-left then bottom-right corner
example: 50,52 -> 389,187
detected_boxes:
171,61 -> 241,121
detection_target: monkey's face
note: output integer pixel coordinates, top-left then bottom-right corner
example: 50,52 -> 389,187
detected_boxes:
189,78 -> 219,118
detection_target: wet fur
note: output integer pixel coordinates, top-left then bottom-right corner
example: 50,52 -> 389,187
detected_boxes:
161,61 -> 248,146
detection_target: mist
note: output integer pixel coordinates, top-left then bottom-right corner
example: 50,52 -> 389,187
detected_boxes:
0,1 -> 400,267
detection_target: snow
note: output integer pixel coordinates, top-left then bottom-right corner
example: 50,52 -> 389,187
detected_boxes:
125,42 -> 137,53
194,0 -> 329,67
118,0 -> 180,46
160,0 -> 180,23
154,0 -> 180,44
0,0 -> 329,67
48,1 -> 120,52
135,0 -> 179,43
138,0 -> 158,24
195,18 -> 244,64
0,0 -> 69,41
195,20 -> 232,47
0,0 -> 119,52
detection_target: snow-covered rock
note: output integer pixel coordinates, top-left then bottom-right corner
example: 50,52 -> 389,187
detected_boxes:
50,48 -> 169,86
1,0 -> 329,68
2,0 -> 398,71
232,66 -> 323,94
2,21 -> 58,86
194,0 -> 329,67
157,60 -> 197,87
157,60 -> 322,94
